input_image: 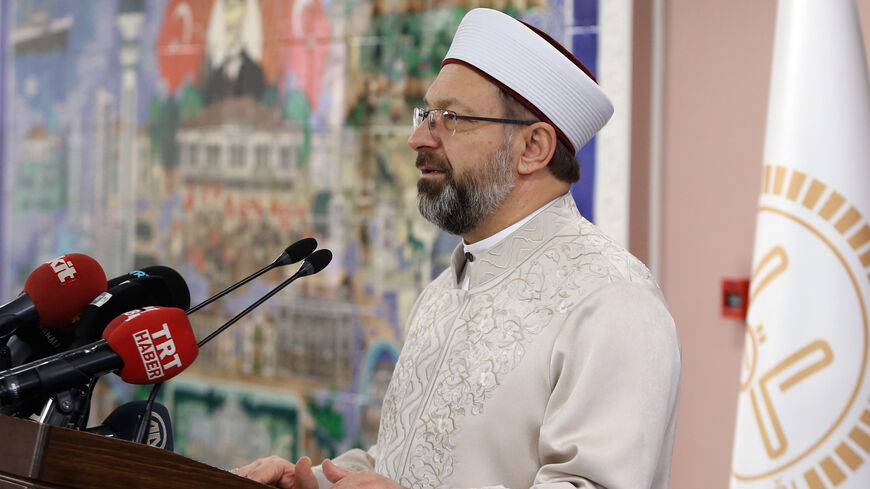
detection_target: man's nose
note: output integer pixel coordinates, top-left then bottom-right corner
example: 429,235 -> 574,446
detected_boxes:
408,122 -> 441,152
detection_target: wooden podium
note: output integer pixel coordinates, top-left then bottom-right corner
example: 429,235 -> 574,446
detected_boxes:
0,414 -> 269,489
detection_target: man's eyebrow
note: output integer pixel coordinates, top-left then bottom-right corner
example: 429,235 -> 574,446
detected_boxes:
423,97 -> 474,113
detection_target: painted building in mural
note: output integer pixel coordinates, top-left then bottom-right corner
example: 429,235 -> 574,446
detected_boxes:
0,0 -> 600,470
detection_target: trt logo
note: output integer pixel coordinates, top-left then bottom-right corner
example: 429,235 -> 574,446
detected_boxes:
133,323 -> 184,381
122,306 -> 160,322
48,256 -> 78,284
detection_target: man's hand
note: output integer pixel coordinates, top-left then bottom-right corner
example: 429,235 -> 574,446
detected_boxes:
233,455 -> 319,489
322,459 -> 405,489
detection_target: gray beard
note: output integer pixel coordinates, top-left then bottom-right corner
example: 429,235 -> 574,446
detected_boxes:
416,141 -> 515,236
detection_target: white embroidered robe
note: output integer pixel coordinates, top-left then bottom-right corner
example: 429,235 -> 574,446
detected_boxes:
321,194 -> 681,489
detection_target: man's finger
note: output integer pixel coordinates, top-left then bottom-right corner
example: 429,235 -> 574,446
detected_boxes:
232,459 -> 263,479
322,459 -> 351,483
293,456 -> 320,489
245,456 -> 294,486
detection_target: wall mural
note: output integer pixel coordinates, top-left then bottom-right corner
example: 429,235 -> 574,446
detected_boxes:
0,0 -> 600,469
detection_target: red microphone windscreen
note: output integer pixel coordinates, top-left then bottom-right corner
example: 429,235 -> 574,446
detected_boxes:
100,314 -> 125,341
24,253 -> 107,330
105,307 -> 199,384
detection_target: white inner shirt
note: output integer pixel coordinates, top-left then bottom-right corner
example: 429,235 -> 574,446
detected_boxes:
459,194 -> 565,290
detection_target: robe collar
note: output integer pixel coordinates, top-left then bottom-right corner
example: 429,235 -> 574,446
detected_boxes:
449,192 -> 582,289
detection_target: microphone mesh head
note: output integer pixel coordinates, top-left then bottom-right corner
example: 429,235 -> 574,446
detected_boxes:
305,249 -> 333,275
107,266 -> 190,310
105,307 -> 198,384
140,266 -> 191,310
279,237 -> 318,265
24,253 -> 107,329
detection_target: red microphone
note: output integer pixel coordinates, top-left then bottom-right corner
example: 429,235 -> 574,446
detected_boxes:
1,253 -> 107,336
0,307 -> 197,405
104,306 -> 198,384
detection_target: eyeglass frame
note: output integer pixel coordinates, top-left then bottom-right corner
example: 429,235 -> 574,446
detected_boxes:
412,107 -> 535,137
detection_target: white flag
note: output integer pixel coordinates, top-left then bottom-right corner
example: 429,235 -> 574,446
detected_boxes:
730,1 -> 870,489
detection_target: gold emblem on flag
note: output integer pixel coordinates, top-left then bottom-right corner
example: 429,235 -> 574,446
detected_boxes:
732,164 -> 870,489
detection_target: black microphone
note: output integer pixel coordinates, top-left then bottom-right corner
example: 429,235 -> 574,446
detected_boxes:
197,248 -> 332,347
131,249 -> 332,444
106,265 -> 191,309
88,400 -> 174,451
73,274 -> 190,346
186,237 -> 317,314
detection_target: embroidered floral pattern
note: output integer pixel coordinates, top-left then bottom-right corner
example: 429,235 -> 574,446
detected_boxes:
374,194 -> 655,488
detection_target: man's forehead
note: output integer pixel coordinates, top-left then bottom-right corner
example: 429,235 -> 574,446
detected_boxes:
423,64 -> 499,111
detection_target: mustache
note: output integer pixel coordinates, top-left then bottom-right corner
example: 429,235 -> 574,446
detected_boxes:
415,152 -> 452,173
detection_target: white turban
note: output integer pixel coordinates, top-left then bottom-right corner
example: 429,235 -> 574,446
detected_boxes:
443,8 -> 613,153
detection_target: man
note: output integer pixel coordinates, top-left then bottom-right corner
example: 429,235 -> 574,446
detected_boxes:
204,0 -> 265,105
236,8 -> 680,489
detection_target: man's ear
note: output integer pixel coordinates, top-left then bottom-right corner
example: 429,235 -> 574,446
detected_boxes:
517,122 -> 557,176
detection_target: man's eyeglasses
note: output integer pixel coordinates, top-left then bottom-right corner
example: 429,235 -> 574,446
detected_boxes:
412,107 -> 534,137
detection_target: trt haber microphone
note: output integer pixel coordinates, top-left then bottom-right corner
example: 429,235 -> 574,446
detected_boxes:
0,253 -> 107,337
186,237 -> 317,314
88,400 -> 174,451
104,307 -> 199,384
0,307 -> 198,405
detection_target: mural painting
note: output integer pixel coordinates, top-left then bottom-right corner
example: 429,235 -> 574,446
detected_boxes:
0,0 -> 599,468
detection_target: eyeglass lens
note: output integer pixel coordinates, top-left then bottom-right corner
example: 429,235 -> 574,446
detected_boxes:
413,109 -> 456,136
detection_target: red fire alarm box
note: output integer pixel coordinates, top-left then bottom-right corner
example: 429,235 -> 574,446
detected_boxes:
722,278 -> 750,319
